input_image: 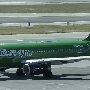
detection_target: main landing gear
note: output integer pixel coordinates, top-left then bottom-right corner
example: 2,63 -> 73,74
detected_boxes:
16,63 -> 53,78
43,71 -> 52,78
0,68 -> 9,71
16,68 -> 24,76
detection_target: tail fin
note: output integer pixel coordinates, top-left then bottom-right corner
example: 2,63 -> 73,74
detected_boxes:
83,34 -> 90,41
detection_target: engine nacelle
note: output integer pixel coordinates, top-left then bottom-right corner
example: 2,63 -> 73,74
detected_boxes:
23,64 -> 30,75
23,63 -> 51,75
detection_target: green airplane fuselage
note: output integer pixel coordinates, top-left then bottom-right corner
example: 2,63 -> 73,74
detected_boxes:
0,40 -> 90,68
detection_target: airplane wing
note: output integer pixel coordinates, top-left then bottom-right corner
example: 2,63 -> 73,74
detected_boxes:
21,56 -> 90,65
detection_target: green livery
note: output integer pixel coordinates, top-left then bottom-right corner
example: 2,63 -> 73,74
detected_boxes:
0,34 -> 90,77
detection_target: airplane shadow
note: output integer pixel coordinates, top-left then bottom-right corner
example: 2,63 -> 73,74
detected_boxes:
0,72 -> 90,81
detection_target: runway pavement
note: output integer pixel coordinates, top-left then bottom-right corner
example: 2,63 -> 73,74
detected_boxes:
0,0 -> 90,5
0,32 -> 89,40
0,1 -> 90,26
0,32 -> 90,90
0,13 -> 90,24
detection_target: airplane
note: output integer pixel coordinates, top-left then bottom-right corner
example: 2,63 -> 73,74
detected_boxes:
0,34 -> 90,78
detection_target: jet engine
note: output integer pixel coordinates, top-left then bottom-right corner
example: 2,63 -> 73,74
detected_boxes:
23,64 -> 30,75
23,63 -> 51,76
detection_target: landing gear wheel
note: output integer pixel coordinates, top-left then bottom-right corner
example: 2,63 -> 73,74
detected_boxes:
16,69 -> 24,76
43,71 -> 52,78
0,68 -> 7,71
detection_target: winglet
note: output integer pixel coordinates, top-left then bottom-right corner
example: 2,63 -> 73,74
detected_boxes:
83,34 -> 90,41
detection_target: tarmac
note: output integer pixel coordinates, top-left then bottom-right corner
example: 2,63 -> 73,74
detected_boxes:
0,0 -> 90,5
0,60 -> 90,90
0,13 -> 90,26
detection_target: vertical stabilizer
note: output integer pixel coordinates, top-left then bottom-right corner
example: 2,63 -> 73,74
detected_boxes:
83,34 -> 90,41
